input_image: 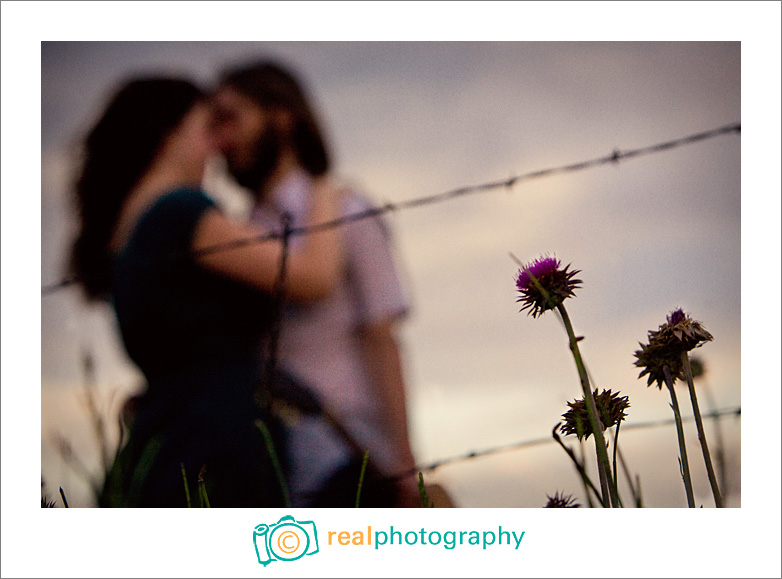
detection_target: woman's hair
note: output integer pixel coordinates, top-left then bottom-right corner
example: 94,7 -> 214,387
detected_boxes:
219,61 -> 330,177
70,77 -> 203,300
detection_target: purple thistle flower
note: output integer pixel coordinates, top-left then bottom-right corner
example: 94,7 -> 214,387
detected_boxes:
515,254 -> 582,318
667,308 -> 686,326
515,255 -> 560,291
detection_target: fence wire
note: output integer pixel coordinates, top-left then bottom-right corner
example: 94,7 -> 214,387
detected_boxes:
418,406 -> 741,473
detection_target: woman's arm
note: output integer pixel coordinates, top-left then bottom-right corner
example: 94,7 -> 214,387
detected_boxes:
192,178 -> 343,302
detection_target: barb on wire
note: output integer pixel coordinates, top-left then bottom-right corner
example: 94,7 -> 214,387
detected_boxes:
41,122 -> 740,296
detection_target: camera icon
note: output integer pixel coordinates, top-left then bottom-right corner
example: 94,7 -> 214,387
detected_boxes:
253,515 -> 319,566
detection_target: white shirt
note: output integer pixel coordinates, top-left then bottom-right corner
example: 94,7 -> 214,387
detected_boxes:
251,169 -> 409,505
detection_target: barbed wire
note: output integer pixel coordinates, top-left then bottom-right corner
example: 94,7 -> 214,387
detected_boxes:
41,122 -> 740,296
418,406 -> 741,473
292,405 -> 741,497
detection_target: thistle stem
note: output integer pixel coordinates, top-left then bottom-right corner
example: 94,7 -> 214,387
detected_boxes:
663,365 -> 695,507
681,352 -> 724,508
578,440 -> 596,508
611,424 -> 624,508
700,380 -> 728,497
617,446 -> 642,508
595,445 -> 612,508
556,303 -> 619,507
552,426 -> 602,507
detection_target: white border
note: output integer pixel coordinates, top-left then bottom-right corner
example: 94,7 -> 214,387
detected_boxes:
3,1 -> 780,577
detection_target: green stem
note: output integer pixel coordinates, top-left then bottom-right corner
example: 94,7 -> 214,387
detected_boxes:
700,380 -> 728,497
59,487 -> 70,508
617,446 -> 642,508
552,426 -> 603,507
180,463 -> 192,508
681,353 -> 724,508
355,450 -> 370,508
577,440 -> 596,508
197,465 -> 211,508
417,472 -> 434,508
557,303 -> 619,508
663,365 -> 695,508
256,419 -> 291,508
611,424 -> 624,508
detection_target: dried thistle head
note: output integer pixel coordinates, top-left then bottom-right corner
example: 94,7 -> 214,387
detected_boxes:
544,491 -> 581,508
634,309 -> 713,389
515,255 -> 582,318
657,308 -> 713,352
560,389 -> 630,440
634,339 -> 682,389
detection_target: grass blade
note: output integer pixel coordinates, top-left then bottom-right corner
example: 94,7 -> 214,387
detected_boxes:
354,450 -> 370,508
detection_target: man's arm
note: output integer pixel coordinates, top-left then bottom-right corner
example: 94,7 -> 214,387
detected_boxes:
359,318 -> 421,507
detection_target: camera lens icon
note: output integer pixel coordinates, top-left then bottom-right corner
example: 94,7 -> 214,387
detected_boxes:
271,523 -> 309,559
254,516 -> 319,566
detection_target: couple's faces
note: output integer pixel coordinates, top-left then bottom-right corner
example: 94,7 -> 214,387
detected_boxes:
169,90 -> 274,187
209,88 -> 283,192
210,88 -> 269,173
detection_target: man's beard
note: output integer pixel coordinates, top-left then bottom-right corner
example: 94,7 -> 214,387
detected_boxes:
227,125 -> 282,197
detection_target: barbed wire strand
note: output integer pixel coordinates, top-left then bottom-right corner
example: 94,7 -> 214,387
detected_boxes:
41,122 -> 740,296
291,406 -> 741,498
417,406 -> 741,474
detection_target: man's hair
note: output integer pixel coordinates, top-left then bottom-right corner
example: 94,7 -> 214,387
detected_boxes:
220,61 -> 330,176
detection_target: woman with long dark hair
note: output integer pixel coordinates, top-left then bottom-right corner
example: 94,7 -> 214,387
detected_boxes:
70,77 -> 343,507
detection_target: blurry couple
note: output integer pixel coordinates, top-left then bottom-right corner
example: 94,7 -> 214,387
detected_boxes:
72,60 -> 420,507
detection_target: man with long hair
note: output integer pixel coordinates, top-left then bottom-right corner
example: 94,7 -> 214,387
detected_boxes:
211,60 -> 420,507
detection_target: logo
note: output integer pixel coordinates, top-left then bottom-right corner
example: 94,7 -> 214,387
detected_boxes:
253,515 -> 319,566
